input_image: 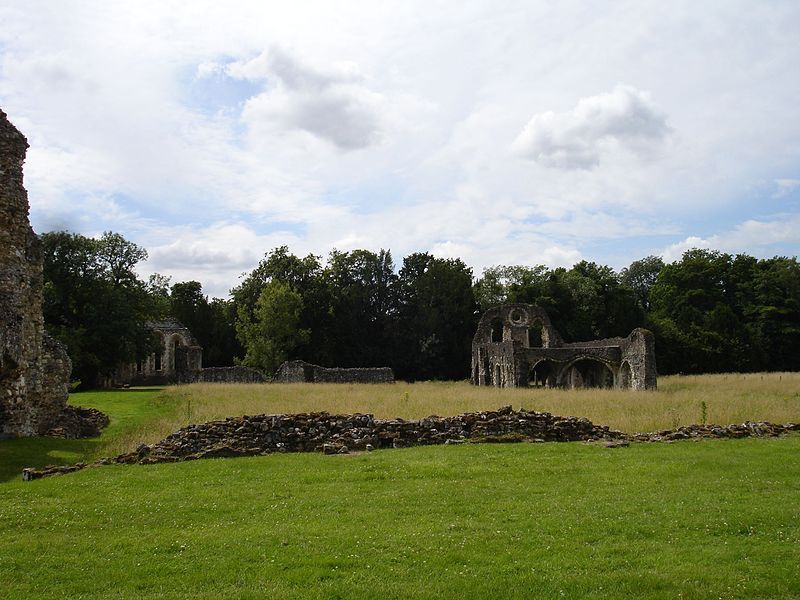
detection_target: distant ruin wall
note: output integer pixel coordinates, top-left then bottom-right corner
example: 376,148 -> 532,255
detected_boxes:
0,109 -> 71,437
191,366 -> 266,384
274,360 -> 394,384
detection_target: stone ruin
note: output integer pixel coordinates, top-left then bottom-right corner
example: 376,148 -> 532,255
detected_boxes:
273,360 -> 394,384
472,303 -> 656,390
113,319 -> 265,386
0,109 -> 72,437
23,407 -> 799,478
113,318 -> 203,386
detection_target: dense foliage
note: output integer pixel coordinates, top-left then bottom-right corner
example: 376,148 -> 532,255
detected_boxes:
41,230 -> 799,382
41,232 -> 158,388
41,232 -> 240,386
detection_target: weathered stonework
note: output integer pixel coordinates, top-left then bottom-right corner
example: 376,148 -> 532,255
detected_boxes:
22,412 -> 800,478
273,360 -> 394,384
191,366 -> 266,384
113,318 -> 203,386
0,109 -> 71,438
471,304 -> 657,390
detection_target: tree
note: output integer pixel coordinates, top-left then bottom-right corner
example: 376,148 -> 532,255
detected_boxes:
322,249 -> 397,367
395,253 -> 478,380
169,281 -> 241,367
41,231 -> 158,387
620,255 -> 665,312
235,281 -> 310,375
649,249 -> 753,373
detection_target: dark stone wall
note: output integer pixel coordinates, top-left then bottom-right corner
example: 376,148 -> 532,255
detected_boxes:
274,360 -> 394,384
191,366 -> 266,384
0,109 -> 70,437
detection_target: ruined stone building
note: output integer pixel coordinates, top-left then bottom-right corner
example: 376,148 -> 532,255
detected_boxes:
274,360 -> 395,384
471,304 -> 656,390
1,109 -> 71,437
113,319 -> 266,386
114,318 -> 203,386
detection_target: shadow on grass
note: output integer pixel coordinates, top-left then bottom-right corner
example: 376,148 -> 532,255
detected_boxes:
0,387 -> 166,483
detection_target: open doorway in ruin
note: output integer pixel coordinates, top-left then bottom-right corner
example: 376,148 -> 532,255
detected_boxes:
560,358 -> 614,389
528,359 -> 558,388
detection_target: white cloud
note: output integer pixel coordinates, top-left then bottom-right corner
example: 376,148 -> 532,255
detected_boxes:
140,222 -> 306,298
661,215 -> 800,262
231,49 -> 389,150
773,178 -> 800,198
2,0 -> 799,297
512,85 -> 670,169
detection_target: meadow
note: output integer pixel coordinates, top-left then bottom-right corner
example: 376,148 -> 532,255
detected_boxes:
1,373 -> 799,598
106,371 -> 800,457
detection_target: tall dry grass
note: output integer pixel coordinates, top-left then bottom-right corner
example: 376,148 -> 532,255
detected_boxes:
109,372 -> 800,453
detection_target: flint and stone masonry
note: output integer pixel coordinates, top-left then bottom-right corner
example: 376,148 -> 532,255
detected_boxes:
472,304 -> 656,390
274,360 -> 394,384
0,109 -> 71,437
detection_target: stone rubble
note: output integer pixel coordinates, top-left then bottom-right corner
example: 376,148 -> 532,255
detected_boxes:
44,406 -> 110,439
19,406 -> 799,479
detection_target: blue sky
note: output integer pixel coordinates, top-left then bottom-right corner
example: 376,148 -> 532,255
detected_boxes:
1,1 -> 799,298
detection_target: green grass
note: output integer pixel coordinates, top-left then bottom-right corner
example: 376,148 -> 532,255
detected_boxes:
1,377 -> 800,598
1,438 -> 798,598
0,388 -> 172,482
155,372 -> 800,440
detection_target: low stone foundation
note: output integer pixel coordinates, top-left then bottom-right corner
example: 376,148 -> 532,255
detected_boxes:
273,360 -> 394,384
188,366 -> 266,384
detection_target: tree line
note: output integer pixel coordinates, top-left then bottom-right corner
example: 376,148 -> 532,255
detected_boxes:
40,231 -> 800,387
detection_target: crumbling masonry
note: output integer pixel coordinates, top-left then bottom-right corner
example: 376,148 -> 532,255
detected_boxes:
472,304 -> 656,390
1,109 -> 72,437
274,360 -> 394,384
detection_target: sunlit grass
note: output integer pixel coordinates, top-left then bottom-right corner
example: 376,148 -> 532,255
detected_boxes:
2,438 -> 799,598
5,373 -> 798,470
111,371 -> 800,452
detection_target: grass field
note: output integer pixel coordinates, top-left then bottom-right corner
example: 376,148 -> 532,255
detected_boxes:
1,374 -> 799,598
114,371 -> 800,456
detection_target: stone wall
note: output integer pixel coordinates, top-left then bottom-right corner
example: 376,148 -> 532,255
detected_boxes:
0,109 -> 71,438
273,360 -> 394,384
190,366 -> 266,384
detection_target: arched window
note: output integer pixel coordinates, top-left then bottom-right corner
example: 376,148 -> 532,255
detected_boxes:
528,321 -> 543,347
173,338 -> 180,371
491,319 -> 504,343
619,361 -> 632,388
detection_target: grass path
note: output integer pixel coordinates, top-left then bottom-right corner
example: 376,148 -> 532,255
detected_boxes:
1,438 -> 799,598
0,388 -> 172,482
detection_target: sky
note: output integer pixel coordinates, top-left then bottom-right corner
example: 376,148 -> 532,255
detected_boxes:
1,0 -> 799,298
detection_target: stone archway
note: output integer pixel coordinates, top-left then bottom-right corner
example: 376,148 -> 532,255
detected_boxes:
558,357 -> 614,389
528,359 -> 559,388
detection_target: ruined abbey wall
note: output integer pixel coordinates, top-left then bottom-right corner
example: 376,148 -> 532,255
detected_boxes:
273,360 -> 394,384
0,109 -> 71,437
471,303 -> 656,391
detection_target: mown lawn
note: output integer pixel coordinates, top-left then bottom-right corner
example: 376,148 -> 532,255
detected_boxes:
1,379 -> 799,598
1,438 -> 799,598
0,388 -> 172,482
